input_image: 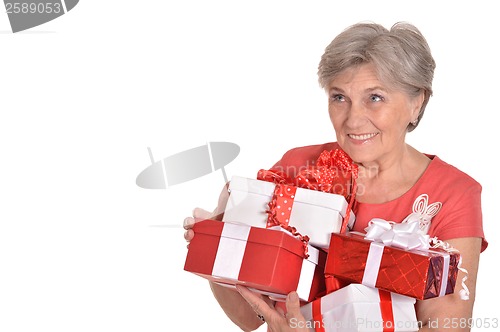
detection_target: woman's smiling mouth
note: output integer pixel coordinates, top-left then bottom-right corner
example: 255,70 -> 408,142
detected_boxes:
348,133 -> 379,141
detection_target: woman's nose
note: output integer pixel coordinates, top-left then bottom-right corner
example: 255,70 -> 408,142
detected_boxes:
345,101 -> 369,128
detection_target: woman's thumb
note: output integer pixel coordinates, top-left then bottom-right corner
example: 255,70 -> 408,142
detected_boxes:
285,291 -> 302,321
192,207 -> 214,219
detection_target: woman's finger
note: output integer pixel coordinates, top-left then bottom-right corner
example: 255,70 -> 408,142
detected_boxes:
184,229 -> 194,241
236,285 -> 274,322
285,291 -> 308,329
183,217 -> 195,230
285,291 -> 301,318
192,207 -> 214,219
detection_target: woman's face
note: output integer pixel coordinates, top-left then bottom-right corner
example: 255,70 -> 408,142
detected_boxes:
327,63 -> 423,166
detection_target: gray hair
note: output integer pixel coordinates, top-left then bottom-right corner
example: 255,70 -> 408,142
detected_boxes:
318,22 -> 436,132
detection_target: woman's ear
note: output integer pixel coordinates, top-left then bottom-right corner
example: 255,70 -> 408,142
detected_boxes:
411,91 -> 426,119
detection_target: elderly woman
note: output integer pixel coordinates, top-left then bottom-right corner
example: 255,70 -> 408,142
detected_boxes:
184,22 -> 487,331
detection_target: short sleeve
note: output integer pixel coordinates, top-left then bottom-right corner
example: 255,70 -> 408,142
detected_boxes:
427,176 -> 487,252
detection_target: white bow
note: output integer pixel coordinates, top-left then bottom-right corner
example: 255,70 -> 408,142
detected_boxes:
364,218 -> 430,250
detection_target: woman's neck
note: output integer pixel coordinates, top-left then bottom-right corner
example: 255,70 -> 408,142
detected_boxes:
354,145 -> 430,204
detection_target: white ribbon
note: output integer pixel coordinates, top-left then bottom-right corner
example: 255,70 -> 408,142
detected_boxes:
439,253 -> 450,297
364,218 -> 430,251
296,245 -> 319,301
212,222 -> 251,279
457,258 -> 470,301
361,241 -> 385,288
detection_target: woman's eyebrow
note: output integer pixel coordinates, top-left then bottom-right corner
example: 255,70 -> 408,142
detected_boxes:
328,85 -> 389,94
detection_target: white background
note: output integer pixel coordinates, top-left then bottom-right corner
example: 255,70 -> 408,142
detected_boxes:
0,1 -> 498,331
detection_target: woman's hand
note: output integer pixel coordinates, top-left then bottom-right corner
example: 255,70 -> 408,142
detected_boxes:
183,183 -> 230,247
183,208 -> 213,247
183,182 -> 229,248
236,285 -> 312,332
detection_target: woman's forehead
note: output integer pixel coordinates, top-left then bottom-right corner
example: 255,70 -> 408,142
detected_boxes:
329,64 -> 384,89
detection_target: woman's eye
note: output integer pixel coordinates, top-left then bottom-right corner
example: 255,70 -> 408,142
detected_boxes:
370,94 -> 384,102
331,94 -> 345,102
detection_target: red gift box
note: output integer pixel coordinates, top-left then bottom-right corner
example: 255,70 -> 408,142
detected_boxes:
325,232 -> 460,300
184,219 -> 327,302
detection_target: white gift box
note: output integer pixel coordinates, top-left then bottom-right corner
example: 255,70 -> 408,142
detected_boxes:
222,176 -> 356,248
300,284 -> 418,332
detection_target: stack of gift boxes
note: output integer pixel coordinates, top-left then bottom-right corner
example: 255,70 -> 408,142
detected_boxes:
184,149 -> 462,332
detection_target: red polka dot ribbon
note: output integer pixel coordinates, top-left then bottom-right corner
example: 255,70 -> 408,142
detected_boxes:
257,149 -> 358,240
265,184 -> 297,228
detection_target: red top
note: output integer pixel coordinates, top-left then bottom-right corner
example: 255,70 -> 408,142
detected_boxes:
272,142 -> 487,252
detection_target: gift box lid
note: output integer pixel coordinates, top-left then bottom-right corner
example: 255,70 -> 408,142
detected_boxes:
229,176 -> 353,218
326,284 -> 414,313
331,232 -> 457,259
193,219 -> 321,261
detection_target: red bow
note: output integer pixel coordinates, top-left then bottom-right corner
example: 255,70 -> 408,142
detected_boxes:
257,149 -> 358,235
